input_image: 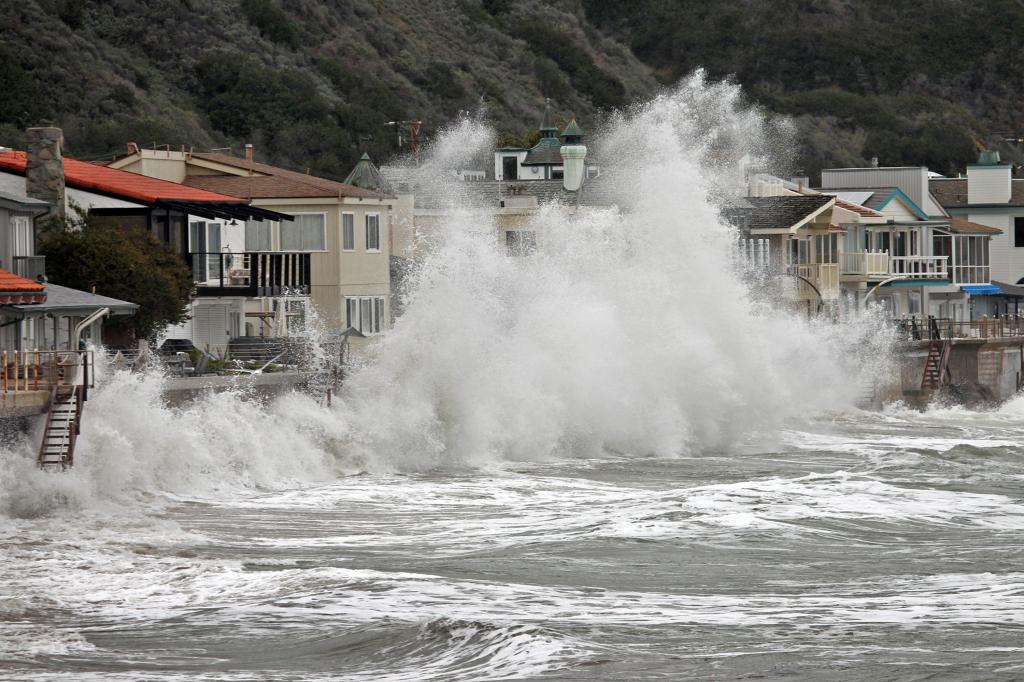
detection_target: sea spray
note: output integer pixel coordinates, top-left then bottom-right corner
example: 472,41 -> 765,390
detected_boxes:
0,74 -> 897,515
0,358 -> 349,518
335,74 -> 894,469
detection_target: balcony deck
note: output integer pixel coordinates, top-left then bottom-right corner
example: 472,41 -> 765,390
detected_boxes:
191,252 -> 311,298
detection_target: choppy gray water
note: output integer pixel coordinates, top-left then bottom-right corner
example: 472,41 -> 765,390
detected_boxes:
3,402 -> 1024,681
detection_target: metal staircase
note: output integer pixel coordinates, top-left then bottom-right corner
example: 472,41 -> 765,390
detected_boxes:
37,385 -> 83,470
921,317 -> 952,391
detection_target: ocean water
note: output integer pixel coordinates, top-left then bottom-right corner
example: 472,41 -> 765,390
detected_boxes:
3,75 -> 1022,679
3,399 -> 1024,680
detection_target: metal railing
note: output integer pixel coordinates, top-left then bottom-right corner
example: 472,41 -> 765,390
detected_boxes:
12,255 -> 46,281
895,315 -> 1024,341
2,349 -> 94,395
190,252 -> 312,297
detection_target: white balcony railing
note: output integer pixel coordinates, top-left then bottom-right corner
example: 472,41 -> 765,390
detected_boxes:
787,263 -> 839,299
889,256 -> 948,279
839,250 -> 889,276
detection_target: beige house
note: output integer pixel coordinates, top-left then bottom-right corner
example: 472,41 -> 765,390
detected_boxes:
109,148 -> 394,337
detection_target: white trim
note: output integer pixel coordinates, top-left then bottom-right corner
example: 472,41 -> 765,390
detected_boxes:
345,295 -> 386,334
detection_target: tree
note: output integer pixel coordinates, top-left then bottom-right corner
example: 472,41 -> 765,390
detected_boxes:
38,216 -> 193,339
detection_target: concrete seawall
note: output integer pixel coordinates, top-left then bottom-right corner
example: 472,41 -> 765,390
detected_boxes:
886,338 -> 1024,406
161,372 -> 310,406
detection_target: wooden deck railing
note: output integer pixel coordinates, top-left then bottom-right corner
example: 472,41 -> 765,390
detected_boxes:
2,350 -> 94,395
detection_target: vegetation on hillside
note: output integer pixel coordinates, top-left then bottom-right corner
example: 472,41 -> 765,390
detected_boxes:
1,0 -> 1021,181
583,0 -> 1024,178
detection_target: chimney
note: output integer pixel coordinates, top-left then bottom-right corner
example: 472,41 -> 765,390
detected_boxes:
967,150 -> 1011,205
25,127 -> 66,224
870,156 -> 879,168
559,118 -> 587,192
244,143 -> 254,161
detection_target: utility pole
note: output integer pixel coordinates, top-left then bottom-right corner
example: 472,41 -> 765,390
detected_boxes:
386,120 -> 423,165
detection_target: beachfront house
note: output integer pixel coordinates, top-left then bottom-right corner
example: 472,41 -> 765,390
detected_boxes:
493,101 -> 600,183
819,165 -> 999,321
0,128 -> 299,354
382,113 -> 608,270
107,146 -> 394,339
0,187 -> 138,352
930,151 -> 1024,317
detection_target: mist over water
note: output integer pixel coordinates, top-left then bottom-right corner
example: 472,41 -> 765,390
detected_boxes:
4,77 -> 1019,681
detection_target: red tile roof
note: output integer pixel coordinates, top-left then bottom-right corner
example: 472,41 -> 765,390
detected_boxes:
0,150 -> 247,204
0,267 -> 45,304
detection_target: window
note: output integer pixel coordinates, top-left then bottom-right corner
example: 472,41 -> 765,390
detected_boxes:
788,238 -> 810,265
11,216 -> 32,257
281,214 -> 326,251
506,230 -> 537,256
245,219 -> 273,251
342,213 -> 355,251
814,233 -> 838,264
1015,217 -> 1024,247
189,221 -> 222,282
345,296 -> 386,334
365,214 -> 380,252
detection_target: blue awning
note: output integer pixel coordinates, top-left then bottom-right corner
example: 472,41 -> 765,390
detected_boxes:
960,284 -> 1001,295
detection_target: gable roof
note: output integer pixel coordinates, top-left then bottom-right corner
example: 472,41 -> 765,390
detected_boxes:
187,152 -> 385,200
824,187 -> 929,220
739,195 -> 835,232
0,150 -> 245,205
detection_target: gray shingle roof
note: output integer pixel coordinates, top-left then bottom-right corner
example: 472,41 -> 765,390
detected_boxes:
735,195 -> 834,232
8,283 -> 137,315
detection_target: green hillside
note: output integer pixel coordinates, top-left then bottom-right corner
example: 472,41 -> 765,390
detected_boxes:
1,0 -> 1021,181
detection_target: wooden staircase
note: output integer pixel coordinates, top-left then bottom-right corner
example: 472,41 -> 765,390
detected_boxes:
921,317 -> 952,391
37,385 -> 83,470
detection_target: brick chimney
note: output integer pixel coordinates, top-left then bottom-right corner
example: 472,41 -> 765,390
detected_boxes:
25,127 -> 66,224
244,143 -> 254,161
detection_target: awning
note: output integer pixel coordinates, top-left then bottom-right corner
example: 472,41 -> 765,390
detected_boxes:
960,284 -> 1001,295
154,200 -> 294,222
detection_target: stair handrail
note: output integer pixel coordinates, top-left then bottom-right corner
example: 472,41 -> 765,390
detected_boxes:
36,385 -> 59,468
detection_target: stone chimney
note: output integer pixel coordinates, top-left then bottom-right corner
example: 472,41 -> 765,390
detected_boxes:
26,127 -> 66,224
870,156 -> 879,168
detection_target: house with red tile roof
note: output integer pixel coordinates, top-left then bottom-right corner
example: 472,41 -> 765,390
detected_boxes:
1,129 -> 322,353
108,146 -> 395,337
